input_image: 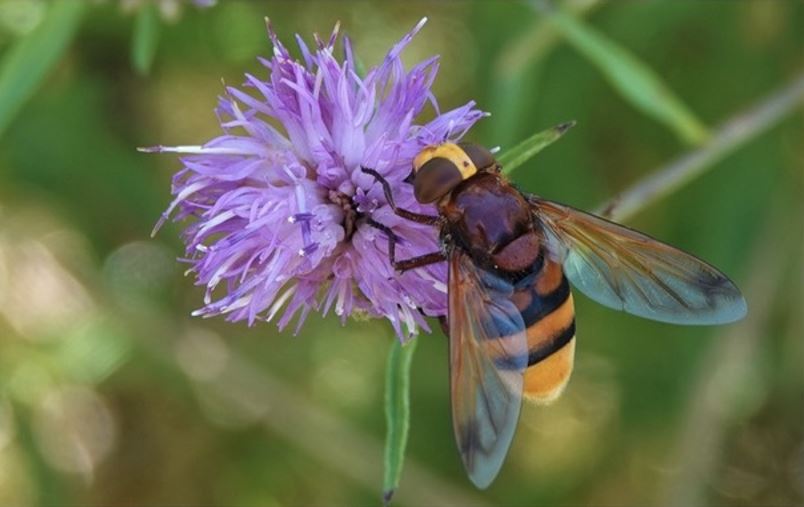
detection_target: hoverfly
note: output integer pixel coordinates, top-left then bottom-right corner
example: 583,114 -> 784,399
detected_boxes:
361,140 -> 746,488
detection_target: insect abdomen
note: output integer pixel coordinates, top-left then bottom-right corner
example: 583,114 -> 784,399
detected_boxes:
512,258 -> 576,404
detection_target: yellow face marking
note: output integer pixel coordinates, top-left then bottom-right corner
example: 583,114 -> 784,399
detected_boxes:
413,143 -> 478,180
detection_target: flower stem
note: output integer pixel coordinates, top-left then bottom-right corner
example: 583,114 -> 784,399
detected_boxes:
597,69 -> 804,222
383,337 -> 418,505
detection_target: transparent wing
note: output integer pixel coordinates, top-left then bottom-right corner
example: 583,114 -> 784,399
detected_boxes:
448,251 -> 528,489
531,197 -> 747,325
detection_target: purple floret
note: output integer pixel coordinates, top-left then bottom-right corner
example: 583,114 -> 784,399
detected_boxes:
146,18 -> 486,339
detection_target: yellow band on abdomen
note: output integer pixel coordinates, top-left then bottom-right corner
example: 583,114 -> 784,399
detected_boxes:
523,337 -> 576,404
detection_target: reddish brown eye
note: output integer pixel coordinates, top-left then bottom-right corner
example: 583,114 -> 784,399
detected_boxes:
413,157 -> 462,203
459,143 -> 496,171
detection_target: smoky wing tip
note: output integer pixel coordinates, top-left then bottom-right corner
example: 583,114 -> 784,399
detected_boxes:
733,294 -> 748,320
469,472 -> 494,490
703,286 -> 748,324
721,279 -> 749,320
382,489 -> 395,506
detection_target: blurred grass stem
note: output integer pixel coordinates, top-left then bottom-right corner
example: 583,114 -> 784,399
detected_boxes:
597,70 -> 804,223
131,2 -> 161,75
535,0 -> 709,144
0,0 -> 85,138
490,0 -> 599,145
495,0 -> 600,79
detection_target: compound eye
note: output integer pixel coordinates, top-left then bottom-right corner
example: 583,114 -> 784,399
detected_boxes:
459,142 -> 496,171
413,157 -> 462,203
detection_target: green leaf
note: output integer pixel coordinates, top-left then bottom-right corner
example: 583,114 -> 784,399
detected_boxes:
131,2 -> 161,76
383,337 -> 418,505
543,6 -> 709,145
499,121 -> 576,175
0,0 -> 85,139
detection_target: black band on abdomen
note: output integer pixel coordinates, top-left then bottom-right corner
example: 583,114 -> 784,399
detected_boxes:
527,320 -> 576,367
519,276 -> 570,327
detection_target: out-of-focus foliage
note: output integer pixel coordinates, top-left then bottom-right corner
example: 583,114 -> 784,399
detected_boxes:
0,0 -> 84,136
0,1 -> 802,506
130,2 -> 160,75
539,1 -> 710,145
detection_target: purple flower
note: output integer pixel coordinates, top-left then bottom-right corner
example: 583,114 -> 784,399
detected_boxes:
144,19 -> 486,339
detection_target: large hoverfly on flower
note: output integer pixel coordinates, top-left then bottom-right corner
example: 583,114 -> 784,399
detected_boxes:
362,139 -> 746,488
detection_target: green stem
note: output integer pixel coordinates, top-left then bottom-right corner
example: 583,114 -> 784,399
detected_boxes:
597,69 -> 804,222
382,337 -> 418,505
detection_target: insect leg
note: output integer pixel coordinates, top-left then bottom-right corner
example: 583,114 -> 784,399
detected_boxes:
361,167 -> 441,226
394,252 -> 447,272
365,218 -> 446,272
366,218 -> 402,266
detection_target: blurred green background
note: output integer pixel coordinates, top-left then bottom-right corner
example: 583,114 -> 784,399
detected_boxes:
0,1 -> 802,506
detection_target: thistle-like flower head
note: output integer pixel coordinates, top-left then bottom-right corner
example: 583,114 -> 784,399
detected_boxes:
146,18 -> 486,338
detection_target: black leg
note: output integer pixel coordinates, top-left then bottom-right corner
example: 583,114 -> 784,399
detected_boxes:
361,167 -> 441,226
394,252 -> 447,272
366,218 -> 401,266
366,218 -> 446,272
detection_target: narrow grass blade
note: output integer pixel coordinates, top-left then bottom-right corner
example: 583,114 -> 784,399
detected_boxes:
383,337 -> 418,505
0,0 -> 85,138
496,0 -> 601,80
490,0 -> 599,145
131,2 -> 161,75
542,5 -> 709,145
499,121 -> 576,175
596,70 -> 804,222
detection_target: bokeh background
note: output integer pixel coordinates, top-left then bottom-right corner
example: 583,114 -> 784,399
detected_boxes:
0,1 -> 802,506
